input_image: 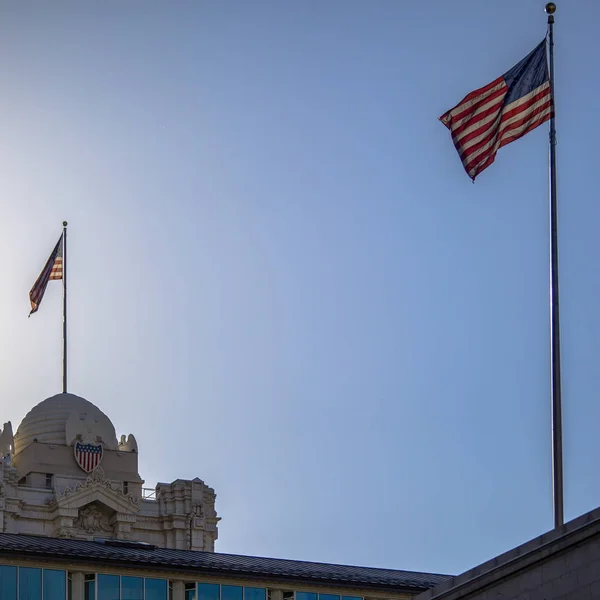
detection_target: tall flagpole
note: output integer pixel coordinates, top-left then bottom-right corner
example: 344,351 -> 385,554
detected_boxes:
545,2 -> 563,529
62,221 -> 68,394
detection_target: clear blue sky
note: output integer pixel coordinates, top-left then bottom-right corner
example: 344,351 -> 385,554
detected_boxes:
0,0 -> 598,578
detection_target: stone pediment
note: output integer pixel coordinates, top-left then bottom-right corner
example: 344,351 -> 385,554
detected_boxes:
47,469 -> 138,540
49,468 -> 139,515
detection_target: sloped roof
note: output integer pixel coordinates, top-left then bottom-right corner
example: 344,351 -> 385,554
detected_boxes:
0,533 -> 450,593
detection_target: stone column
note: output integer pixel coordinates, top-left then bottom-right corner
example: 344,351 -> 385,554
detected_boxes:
171,580 -> 185,600
71,572 -> 85,600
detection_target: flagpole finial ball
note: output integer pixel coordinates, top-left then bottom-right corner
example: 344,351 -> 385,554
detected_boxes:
545,3 -> 556,14
62,221 -> 68,227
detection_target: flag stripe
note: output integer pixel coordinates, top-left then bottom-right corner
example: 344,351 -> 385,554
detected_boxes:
461,94 -> 552,169
440,77 -> 506,125
49,257 -> 63,280
440,39 -> 552,180
450,85 -> 508,134
454,82 -> 549,149
466,108 -> 552,178
457,84 -> 551,162
451,96 -> 506,141
29,235 -> 63,315
456,84 -> 551,154
464,96 -> 552,172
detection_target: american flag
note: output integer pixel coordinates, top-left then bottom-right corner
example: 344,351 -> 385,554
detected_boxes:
74,442 -> 103,473
29,235 -> 63,316
440,39 -> 553,181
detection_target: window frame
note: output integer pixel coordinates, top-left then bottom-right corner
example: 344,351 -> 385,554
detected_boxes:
196,583 -> 268,600
0,565 -> 68,600
91,573 -> 169,600
294,592 -> 363,600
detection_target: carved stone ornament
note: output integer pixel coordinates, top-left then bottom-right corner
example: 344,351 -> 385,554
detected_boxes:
88,467 -> 109,484
51,468 -> 139,507
74,504 -> 112,534
0,421 -> 14,457
55,527 -> 73,539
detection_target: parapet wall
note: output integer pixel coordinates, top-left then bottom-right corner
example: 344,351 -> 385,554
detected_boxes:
417,506 -> 600,600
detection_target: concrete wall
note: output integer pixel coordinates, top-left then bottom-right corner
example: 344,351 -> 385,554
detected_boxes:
416,506 -> 600,600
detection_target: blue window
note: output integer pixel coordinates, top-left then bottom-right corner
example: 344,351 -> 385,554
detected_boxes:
221,586 -> 242,600
197,583 -> 220,600
0,565 -> 16,600
244,587 -> 267,600
244,588 -> 265,600
98,574 -> 120,600
19,567 -> 41,600
93,574 -> 168,600
298,594 -> 362,600
145,578 -> 168,600
43,569 -> 67,600
196,584 -> 267,600
122,576 -> 144,600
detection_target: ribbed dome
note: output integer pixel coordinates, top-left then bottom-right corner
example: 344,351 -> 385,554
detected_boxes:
14,393 -> 118,455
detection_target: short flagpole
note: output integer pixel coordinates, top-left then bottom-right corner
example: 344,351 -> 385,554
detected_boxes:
62,221 -> 68,394
545,2 -> 564,529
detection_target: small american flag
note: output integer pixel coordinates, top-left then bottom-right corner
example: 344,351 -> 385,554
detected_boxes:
74,442 -> 103,473
440,39 -> 553,181
29,235 -> 63,316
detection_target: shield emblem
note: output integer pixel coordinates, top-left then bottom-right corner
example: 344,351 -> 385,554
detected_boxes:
74,441 -> 103,473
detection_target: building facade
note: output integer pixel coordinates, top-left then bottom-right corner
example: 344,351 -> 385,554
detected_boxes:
0,393 -> 450,600
1,393 -> 219,550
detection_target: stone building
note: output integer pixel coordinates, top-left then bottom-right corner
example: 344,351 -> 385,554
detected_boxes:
0,392 -> 450,600
0,393 -> 219,550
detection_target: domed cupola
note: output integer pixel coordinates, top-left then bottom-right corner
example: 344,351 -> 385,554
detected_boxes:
14,393 -> 118,455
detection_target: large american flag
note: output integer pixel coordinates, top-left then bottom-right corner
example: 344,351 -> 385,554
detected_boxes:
74,442 -> 103,473
440,39 -> 553,181
29,234 -> 63,316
